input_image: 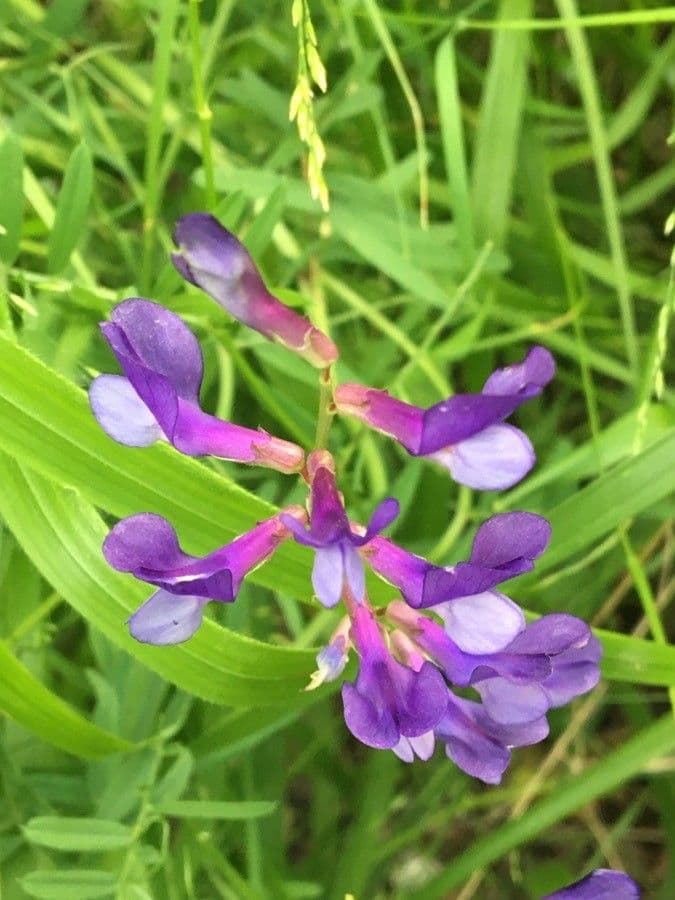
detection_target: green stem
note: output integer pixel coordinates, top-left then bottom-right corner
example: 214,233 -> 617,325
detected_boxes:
141,0 -> 181,293
429,485 -> 472,562
7,591 -> 61,646
313,367 -> 334,450
187,0 -> 216,209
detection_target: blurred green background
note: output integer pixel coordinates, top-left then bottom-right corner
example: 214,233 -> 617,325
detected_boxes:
0,0 -> 674,897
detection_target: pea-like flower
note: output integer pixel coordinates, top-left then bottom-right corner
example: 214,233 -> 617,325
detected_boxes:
172,213 -> 338,368
280,451 -> 399,608
334,346 -> 555,489
89,299 -> 304,474
364,510 -> 551,610
104,508 -> 304,645
543,869 -> 640,899
341,603 -> 448,750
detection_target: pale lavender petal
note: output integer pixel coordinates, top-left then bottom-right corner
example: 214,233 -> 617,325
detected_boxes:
434,591 -> 525,653
343,544 -> 366,603
541,635 -> 602,707
543,869 -> 640,900
477,679 -> 549,725
89,375 -> 164,447
128,590 -> 206,645
392,731 -> 435,763
312,545 -> 344,608
476,709 -> 549,748
431,424 -> 534,490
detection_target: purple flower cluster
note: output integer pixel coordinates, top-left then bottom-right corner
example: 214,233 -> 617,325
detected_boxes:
90,212 -> 602,783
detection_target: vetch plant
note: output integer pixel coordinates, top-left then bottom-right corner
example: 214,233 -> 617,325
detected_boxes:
90,212 -> 601,783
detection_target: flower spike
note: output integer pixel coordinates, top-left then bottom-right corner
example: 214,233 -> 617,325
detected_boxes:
89,298 -> 304,474
172,213 -> 338,368
335,346 -> 555,489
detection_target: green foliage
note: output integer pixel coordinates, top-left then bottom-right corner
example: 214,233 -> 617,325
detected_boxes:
0,0 -> 673,897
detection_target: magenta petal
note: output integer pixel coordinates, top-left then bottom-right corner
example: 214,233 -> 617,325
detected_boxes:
89,375 -> 164,447
365,537 -> 429,607
128,590 -> 206,645
543,869 -> 640,900
173,213 -> 338,367
431,424 -> 534,490
333,383 -> 424,453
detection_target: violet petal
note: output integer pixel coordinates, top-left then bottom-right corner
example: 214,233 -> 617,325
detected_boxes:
543,869 -> 640,900
431,423 -> 534,490
89,375 -> 164,447
128,590 -> 206,645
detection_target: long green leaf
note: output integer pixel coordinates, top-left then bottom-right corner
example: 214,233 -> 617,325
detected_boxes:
0,131 -> 24,265
541,431 -> 675,573
0,641 -> 131,758
47,142 -> 94,274
0,455 -> 320,706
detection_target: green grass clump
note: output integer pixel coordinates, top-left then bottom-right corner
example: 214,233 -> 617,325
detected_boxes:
0,1 -> 673,897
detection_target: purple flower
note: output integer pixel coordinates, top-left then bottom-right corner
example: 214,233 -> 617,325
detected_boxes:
280,451 -> 399,608
435,691 -> 549,784
103,508 -> 304,644
543,869 -> 640,899
341,604 -> 448,749
389,602 -> 600,723
90,298 -> 304,474
334,346 -> 555,489
387,600 -> 552,687
364,510 -> 551,609
473,615 -> 602,725
386,627 -> 548,779
172,213 -> 338,368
